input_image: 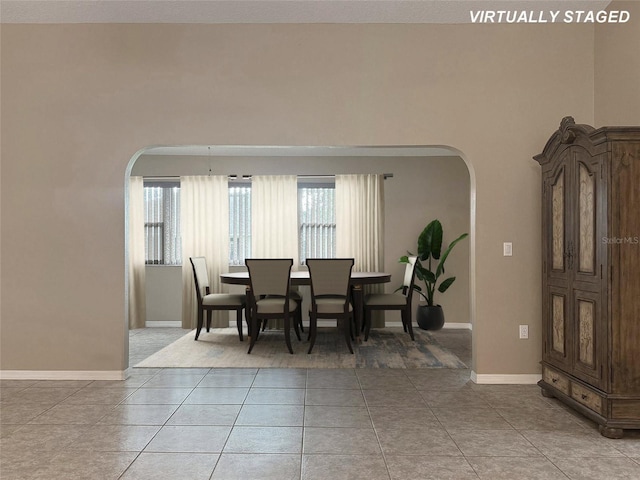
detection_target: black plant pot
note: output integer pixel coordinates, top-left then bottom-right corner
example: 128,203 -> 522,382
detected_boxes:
416,305 -> 445,331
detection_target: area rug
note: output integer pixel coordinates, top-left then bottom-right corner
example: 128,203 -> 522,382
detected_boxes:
135,327 -> 467,369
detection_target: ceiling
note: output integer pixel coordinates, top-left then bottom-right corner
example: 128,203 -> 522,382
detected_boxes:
1,0 -> 612,24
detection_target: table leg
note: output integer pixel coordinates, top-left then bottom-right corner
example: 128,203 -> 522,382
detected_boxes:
351,285 -> 363,342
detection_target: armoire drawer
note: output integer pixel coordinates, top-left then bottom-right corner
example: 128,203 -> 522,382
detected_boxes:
571,382 -> 603,415
542,366 -> 570,396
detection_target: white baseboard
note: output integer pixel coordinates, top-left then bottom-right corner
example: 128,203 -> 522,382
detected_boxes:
0,370 -> 127,381
145,321 -> 182,327
471,372 -> 542,384
385,321 -> 472,330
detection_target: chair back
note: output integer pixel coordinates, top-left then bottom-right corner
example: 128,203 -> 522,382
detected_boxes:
245,258 -> 293,298
190,256 -> 209,302
402,256 -> 418,300
307,258 -> 354,298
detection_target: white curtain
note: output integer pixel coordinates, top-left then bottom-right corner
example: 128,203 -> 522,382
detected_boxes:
128,176 -> 146,329
251,175 -> 299,264
336,174 -> 385,326
180,175 -> 230,329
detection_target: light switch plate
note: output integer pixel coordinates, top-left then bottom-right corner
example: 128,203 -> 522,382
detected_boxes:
503,242 -> 513,256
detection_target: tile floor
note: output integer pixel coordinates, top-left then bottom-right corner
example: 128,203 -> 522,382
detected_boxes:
2,329 -> 640,479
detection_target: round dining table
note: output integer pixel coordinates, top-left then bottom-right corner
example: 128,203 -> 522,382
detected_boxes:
220,271 -> 391,338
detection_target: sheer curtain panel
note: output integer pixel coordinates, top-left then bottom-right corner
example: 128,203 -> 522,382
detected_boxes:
180,176 -> 230,329
128,176 -> 146,329
336,174 -> 385,327
251,175 -> 299,264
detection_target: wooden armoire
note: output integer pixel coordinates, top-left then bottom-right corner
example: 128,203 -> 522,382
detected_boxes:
534,117 -> 640,438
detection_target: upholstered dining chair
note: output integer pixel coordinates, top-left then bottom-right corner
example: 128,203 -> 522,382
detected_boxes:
363,255 -> 418,341
306,258 -> 355,354
189,257 -> 247,341
261,288 -> 304,335
245,258 -> 301,354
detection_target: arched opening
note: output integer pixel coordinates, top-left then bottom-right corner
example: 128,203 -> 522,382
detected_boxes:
124,145 -> 476,371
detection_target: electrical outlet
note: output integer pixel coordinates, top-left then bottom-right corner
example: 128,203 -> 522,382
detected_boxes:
503,242 -> 513,256
519,324 -> 529,339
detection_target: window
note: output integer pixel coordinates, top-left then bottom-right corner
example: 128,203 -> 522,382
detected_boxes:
229,184 -> 251,266
143,182 -> 181,265
298,185 -> 336,264
142,179 -> 336,266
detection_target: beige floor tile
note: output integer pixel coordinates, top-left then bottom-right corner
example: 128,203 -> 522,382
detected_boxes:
224,426 -> 303,453
184,387 -> 249,405
97,404 -> 179,425
142,373 -> 207,388
63,387 -> 138,405
305,388 -> 365,406
30,451 -> 138,480
362,389 -> 427,407
303,427 -> 380,455
212,453 -> 301,480
120,452 -> 219,480
198,374 -> 256,387
449,430 -> 542,457
0,403 -> 52,425
551,456 -> 640,480
66,425 -> 160,452
432,407 -> 515,431
467,456 -> 568,479
167,404 -> 241,425
522,430 -> 626,457
302,454 -> 390,480
246,388 -> 306,405
1,424 -> 89,451
123,387 -> 194,405
304,405 -> 372,428
376,425 -> 462,456
28,403 -> 116,425
144,425 -> 232,453
236,404 -> 304,426
386,455 -> 479,480
368,406 -> 440,429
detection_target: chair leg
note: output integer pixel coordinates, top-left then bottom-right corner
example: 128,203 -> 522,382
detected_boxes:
296,301 -> 304,333
344,314 -> 354,354
236,308 -> 243,342
195,307 -> 204,340
293,308 -> 302,342
248,314 -> 258,354
404,308 -> 415,341
284,316 -> 293,354
206,310 -> 212,332
307,313 -> 317,354
364,309 -> 372,342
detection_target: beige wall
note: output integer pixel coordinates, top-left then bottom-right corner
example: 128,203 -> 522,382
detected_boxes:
1,22 -> 602,375
595,1 -> 640,126
135,154 -> 471,326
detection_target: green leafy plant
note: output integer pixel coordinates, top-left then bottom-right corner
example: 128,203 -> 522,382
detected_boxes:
400,219 -> 468,306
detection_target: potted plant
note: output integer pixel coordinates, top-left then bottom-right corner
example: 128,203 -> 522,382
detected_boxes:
400,219 -> 468,330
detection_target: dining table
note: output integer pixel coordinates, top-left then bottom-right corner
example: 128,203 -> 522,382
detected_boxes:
220,270 -> 391,339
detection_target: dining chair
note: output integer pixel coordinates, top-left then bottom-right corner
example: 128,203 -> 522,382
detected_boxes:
261,288 -> 304,335
306,258 -> 355,354
189,257 -> 247,341
363,256 -> 418,341
245,258 -> 301,354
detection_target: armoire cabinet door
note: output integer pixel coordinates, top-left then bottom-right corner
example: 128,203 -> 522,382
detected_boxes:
571,289 -> 605,389
543,285 -> 571,369
572,152 -> 606,289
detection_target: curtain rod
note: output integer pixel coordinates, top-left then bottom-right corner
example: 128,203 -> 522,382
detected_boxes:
142,174 -> 393,180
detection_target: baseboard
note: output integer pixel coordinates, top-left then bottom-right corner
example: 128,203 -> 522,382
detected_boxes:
471,372 -> 542,384
443,322 -> 472,330
145,321 -> 182,327
385,321 -> 472,330
0,370 -> 127,381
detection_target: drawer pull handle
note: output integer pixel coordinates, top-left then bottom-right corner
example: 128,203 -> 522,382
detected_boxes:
581,394 -> 588,400
552,378 -> 558,383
